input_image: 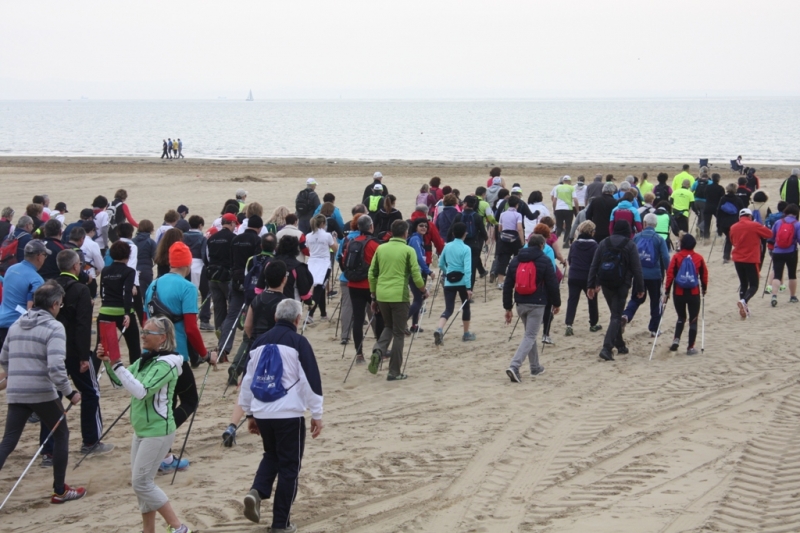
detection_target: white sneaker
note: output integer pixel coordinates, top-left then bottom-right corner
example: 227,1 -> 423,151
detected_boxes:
542,335 -> 555,345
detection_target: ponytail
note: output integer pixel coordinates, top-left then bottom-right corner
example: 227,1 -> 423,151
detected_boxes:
310,214 -> 327,232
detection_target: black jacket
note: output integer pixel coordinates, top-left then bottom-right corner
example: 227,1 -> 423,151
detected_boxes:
451,209 -> 489,245
716,193 -> 744,233
703,183 -> 726,214
231,229 -> 262,286
584,194 -> 618,242
587,233 -> 644,293
250,290 -> 287,338
502,247 -> 561,309
567,236 -> 598,281
207,227 -> 234,269
38,239 -> 67,281
100,261 -> 136,315
55,274 -> 93,362
362,180 -> 388,205
260,253 -> 314,303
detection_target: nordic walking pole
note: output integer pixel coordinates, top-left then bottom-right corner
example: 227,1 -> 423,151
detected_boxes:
332,300 -> 342,336
761,254 -> 774,299
540,309 -> 555,354
649,297 -> 668,361
707,233 -> 718,260
701,293 -> 705,355
340,316 -> 355,359
427,271 -> 443,317
440,298 -> 470,341
300,305 -> 312,336
0,403 -> 74,511
507,315 -> 520,342
343,315 -> 376,383
74,404 -> 131,470
402,296 -> 427,375
220,304 -> 251,398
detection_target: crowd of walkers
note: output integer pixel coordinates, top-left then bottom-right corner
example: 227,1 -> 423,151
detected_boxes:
0,164 -> 799,533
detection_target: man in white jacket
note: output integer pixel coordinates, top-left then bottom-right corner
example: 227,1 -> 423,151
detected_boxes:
239,299 -> 324,532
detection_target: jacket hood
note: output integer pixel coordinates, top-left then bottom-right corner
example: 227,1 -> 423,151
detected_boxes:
156,353 -> 184,376
517,246 -> 544,262
487,185 -> 501,193
19,308 -> 56,330
616,200 -> 634,210
613,220 -> 632,236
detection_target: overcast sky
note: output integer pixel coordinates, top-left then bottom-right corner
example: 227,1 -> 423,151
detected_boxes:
2,0 -> 798,99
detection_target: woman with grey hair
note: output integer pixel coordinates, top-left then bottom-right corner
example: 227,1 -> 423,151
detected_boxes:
0,207 -> 14,242
98,315 -> 192,533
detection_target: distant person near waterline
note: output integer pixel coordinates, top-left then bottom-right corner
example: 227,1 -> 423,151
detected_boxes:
161,139 -> 171,159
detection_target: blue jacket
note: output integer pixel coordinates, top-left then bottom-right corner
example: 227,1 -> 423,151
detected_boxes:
408,233 -> 431,276
634,227 -> 670,280
336,230 -> 359,282
0,260 -> 44,328
439,238 -> 471,288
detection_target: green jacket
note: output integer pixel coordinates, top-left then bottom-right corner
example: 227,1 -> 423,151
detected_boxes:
368,237 -> 424,303
105,351 -> 182,438
477,199 -> 496,225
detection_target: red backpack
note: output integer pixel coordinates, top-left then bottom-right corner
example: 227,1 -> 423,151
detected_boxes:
515,260 -> 537,295
0,232 -> 23,274
776,220 -> 797,249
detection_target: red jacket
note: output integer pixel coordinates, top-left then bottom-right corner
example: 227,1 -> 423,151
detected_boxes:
342,234 -> 380,290
410,210 -> 444,264
665,249 -> 708,296
730,218 -> 772,265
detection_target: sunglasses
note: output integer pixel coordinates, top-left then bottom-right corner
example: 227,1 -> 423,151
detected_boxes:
141,330 -> 165,337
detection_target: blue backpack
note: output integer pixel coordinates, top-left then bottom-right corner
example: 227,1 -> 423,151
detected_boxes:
250,344 -> 299,403
675,255 -> 699,290
463,211 -> 477,240
636,236 -> 658,269
765,212 -> 782,229
720,201 -> 738,215
752,209 -> 763,225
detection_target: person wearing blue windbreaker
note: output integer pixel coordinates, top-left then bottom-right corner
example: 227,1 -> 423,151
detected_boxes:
407,218 -> 432,333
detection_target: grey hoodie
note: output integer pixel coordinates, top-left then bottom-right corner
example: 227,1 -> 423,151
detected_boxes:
486,184 -> 502,206
0,308 -> 73,404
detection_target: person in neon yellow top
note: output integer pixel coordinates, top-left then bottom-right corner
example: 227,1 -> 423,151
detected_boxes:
670,179 -> 695,233
551,176 -> 576,248
639,172 -> 654,196
671,164 -> 695,192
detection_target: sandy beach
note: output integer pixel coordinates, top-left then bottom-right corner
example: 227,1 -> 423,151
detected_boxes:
0,156 -> 799,533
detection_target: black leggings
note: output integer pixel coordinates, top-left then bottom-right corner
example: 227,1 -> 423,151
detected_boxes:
349,287 -> 384,355
0,400 -> 69,493
734,262 -> 760,303
773,251 -> 798,280
408,274 -> 427,326
555,210 -> 574,241
441,286 -> 471,321
97,312 -> 141,364
673,292 -> 701,346
172,361 -> 198,428
310,270 -> 331,318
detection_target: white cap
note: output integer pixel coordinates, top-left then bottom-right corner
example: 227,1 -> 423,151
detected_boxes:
511,186 -> 523,194
492,176 -> 502,185
235,188 -> 247,198
373,183 -> 383,191
792,168 -> 800,177
306,178 -> 318,185
739,208 -> 753,217
373,171 -> 383,179
562,175 -> 571,181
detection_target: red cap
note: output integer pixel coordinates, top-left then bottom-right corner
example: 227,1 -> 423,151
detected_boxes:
221,213 -> 238,224
169,242 -> 193,268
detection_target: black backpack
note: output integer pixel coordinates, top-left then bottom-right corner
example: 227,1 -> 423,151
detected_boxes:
653,184 -> 671,205
343,237 -> 375,282
463,211 -> 477,240
597,238 -> 629,288
694,179 -> 709,200
295,189 -> 315,217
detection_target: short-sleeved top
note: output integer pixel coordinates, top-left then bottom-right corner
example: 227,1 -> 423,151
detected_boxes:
0,261 -> 44,328
144,273 -> 198,361
499,208 -> 522,232
671,188 -> 695,215
572,185 -> 587,207
552,184 -> 575,210
305,230 -> 334,260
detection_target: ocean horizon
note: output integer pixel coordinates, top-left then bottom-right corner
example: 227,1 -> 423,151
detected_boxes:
1,98 -> 798,165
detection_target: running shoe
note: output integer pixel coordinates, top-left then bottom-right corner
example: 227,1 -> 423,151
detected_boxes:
159,457 -> 189,475
780,284 -> 787,292
51,484 -> 86,504
772,295 -> 778,307
79,442 -> 115,456
765,285 -> 773,294
222,424 -> 237,448
737,299 -> 748,319
791,296 -> 799,304
462,331 -> 476,342
199,321 -> 214,331
686,347 -> 699,356
669,339 -> 680,352
589,324 -> 603,332
243,489 -> 261,523
542,335 -> 555,345
565,326 -> 573,336
434,328 -> 443,346
167,525 -> 192,533
506,368 -> 521,383
368,350 -> 381,375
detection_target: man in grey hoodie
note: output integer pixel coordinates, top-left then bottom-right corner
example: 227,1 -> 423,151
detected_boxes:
0,280 -> 87,503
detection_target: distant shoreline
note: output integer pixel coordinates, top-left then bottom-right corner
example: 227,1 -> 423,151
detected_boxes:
0,155 -> 794,170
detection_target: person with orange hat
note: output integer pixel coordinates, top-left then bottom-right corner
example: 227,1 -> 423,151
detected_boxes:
144,241 -> 218,474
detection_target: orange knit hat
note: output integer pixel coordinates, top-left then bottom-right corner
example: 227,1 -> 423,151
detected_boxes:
169,242 -> 193,268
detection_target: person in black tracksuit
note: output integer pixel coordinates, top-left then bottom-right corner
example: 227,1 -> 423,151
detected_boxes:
98,241 -> 141,363
207,216 -> 236,333
258,236 -> 314,305
565,224 -> 600,333
56,250 -> 107,452
450,197 -> 489,289
587,220 -> 644,361
219,215 -> 263,355
702,173 -> 726,240
183,215 -> 211,327
716,185 -> 745,263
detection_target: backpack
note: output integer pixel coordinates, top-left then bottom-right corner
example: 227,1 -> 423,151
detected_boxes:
597,239 -> 628,288
720,200 -> 738,215
146,279 -> 184,323
514,260 -> 537,295
654,184 -> 671,204
752,209 -> 763,225
106,200 -> 124,229
636,236 -> 658,269
463,211 -> 477,240
775,220 -> 798,249
694,179 -> 709,199
0,232 -> 23,273
250,344 -> 299,403
244,254 -> 271,305
765,213 -> 783,230
675,255 -> 699,290
343,237 -> 373,282
295,189 -> 314,217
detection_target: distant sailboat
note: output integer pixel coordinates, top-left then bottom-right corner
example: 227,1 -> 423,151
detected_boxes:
246,90 -> 254,101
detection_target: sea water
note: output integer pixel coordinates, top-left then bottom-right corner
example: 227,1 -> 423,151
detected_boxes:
0,98 -> 797,164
